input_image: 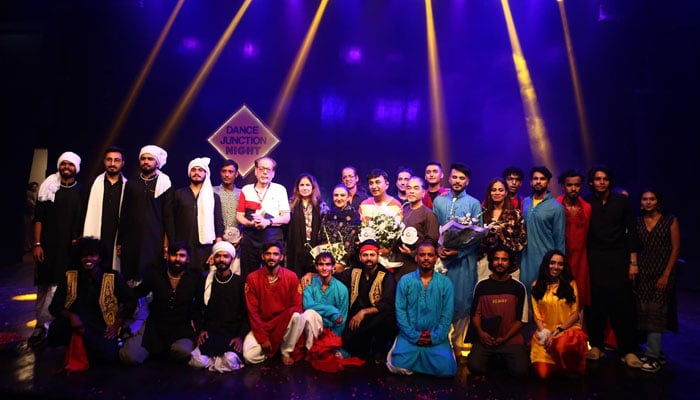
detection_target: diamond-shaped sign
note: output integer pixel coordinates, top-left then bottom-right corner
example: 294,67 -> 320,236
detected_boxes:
207,104 -> 281,177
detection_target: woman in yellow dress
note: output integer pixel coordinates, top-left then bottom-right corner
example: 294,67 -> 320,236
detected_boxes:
530,250 -> 588,378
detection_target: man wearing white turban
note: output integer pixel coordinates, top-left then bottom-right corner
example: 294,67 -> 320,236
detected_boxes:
168,157 -> 224,274
29,151 -> 86,347
189,241 -> 248,372
118,144 -> 173,283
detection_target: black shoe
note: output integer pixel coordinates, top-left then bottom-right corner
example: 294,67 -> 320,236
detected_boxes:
27,327 -> 47,347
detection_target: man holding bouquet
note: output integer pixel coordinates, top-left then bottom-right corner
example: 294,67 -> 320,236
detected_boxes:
432,163 -> 483,356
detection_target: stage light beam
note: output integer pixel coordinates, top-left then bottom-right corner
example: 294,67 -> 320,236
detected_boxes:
558,0 -> 594,167
424,0 -> 450,168
157,0 -> 253,148
90,0 -> 187,176
500,0 -> 557,176
269,0 -> 329,135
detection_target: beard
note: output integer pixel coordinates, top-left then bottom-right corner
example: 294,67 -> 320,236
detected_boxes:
141,164 -> 157,176
168,261 -> 187,275
215,261 -> 231,273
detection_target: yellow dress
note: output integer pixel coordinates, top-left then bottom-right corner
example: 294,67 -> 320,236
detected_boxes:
530,281 -> 582,364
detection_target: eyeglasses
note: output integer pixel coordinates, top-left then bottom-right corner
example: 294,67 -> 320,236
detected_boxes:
257,166 -> 273,173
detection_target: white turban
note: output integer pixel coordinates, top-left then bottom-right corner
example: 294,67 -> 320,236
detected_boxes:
139,145 -> 167,168
188,157 -> 211,178
212,240 -> 236,259
38,151 -> 82,202
57,151 -> 81,173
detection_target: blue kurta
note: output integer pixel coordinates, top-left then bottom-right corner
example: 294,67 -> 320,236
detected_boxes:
520,193 -> 566,296
390,270 -> 456,376
433,190 -> 483,320
303,275 -> 349,336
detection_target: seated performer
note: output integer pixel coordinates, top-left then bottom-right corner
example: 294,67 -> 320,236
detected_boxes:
336,239 -> 397,362
387,241 -> 457,377
119,242 -> 204,364
48,237 -> 137,364
303,252 -> 349,346
190,241 -> 248,372
530,250 -> 587,378
243,241 -> 306,365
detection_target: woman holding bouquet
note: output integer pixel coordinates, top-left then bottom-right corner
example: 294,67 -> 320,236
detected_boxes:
318,184 -> 361,272
477,178 -> 527,281
530,250 -> 587,378
287,173 -> 329,278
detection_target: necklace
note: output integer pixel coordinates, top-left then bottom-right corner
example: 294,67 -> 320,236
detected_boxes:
215,272 -> 233,284
267,275 -> 279,285
254,184 -> 269,203
60,181 -> 77,189
167,270 -> 182,280
140,173 -> 158,181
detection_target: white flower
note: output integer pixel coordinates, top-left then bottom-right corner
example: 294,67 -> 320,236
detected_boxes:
434,259 -> 448,274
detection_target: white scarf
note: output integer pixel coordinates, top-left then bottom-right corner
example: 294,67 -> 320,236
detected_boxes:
83,172 -> 127,270
188,157 -> 215,245
37,172 -> 61,202
154,172 -> 171,198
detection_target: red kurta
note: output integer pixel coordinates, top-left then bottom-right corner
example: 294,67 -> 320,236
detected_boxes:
245,267 -> 303,356
556,195 -> 592,307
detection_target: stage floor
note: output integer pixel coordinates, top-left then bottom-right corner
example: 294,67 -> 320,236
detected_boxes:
1,255 -> 698,399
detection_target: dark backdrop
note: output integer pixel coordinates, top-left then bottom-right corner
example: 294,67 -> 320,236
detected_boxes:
2,0 -> 698,288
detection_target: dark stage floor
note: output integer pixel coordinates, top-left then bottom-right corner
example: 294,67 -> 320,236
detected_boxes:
1,255 -> 699,400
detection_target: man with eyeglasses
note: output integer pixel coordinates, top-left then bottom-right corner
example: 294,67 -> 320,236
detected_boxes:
236,157 -> 290,279
119,242 -> 204,365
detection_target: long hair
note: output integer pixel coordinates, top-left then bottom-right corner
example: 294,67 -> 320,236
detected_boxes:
290,173 -> 322,209
638,187 -> 667,216
531,250 -> 576,304
482,177 -> 513,222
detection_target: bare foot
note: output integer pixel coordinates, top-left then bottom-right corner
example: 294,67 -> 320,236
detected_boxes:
281,355 -> 294,365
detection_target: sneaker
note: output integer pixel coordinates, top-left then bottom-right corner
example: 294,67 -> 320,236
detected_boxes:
640,359 -> 661,373
586,347 -> 605,360
640,353 -> 667,365
621,353 -> 643,368
27,327 -> 47,347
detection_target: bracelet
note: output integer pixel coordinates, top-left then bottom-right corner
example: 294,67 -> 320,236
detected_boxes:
629,261 -> 638,266
555,327 -> 564,334
32,242 -> 42,248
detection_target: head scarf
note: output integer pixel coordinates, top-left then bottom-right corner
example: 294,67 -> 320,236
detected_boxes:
212,240 -> 236,259
139,145 -> 167,168
359,240 -> 380,254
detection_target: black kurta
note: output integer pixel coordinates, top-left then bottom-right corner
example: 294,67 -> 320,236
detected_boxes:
34,184 -> 86,285
168,187 -> 224,273
134,268 -> 204,355
198,274 -> 249,356
118,176 -> 172,281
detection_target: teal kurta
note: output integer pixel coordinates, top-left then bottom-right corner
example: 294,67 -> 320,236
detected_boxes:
433,190 -> 483,320
520,193 -> 566,296
390,270 -> 456,376
302,275 -> 349,336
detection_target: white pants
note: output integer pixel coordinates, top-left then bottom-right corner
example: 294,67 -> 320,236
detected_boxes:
302,309 -> 324,350
35,284 -> 57,328
242,312 -> 306,364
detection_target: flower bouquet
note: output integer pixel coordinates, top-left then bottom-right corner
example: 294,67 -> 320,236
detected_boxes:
308,226 -> 347,265
358,213 -> 405,269
438,212 -> 488,250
